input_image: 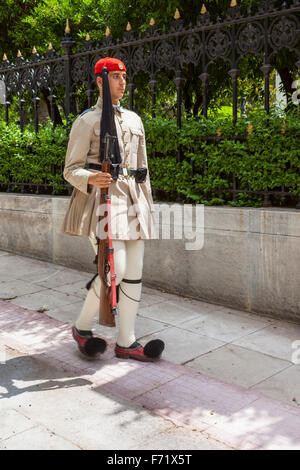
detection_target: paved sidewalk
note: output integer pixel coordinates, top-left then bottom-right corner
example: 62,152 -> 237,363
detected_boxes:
1,249 -> 300,450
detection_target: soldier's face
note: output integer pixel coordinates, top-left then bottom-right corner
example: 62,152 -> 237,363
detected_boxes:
97,72 -> 127,104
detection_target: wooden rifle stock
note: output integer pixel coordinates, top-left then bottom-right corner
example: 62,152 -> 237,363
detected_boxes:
97,143 -> 117,327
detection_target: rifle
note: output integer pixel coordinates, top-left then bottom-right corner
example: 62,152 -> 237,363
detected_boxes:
96,64 -> 121,328
97,133 -> 118,327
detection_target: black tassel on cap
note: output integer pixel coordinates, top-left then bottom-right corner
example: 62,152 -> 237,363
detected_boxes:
100,66 -> 121,164
144,339 -> 165,358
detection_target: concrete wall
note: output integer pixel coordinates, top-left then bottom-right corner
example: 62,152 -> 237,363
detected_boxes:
0,193 -> 299,323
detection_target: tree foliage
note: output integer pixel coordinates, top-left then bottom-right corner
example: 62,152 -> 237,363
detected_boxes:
0,0 -> 298,119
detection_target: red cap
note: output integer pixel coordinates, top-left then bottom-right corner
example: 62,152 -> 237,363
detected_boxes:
94,57 -> 127,75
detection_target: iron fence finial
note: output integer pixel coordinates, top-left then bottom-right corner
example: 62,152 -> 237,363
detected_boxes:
48,42 -> 53,50
126,22 -> 132,31
150,17 -> 155,26
32,46 -> 37,54
230,0 -> 237,6
2,53 -> 7,61
201,4 -> 207,14
65,18 -> 70,34
105,26 -> 111,36
17,50 -> 22,57
174,8 -> 180,19
85,33 -> 91,41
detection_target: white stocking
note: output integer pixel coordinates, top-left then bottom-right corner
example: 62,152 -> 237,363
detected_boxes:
116,240 -> 144,347
75,238 -> 145,349
75,238 -> 126,331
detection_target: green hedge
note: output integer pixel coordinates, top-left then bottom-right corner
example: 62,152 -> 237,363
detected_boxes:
144,108 -> 300,206
0,121 -> 69,194
0,107 -> 299,206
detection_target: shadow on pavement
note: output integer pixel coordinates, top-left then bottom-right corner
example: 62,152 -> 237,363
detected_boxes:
0,352 -> 91,399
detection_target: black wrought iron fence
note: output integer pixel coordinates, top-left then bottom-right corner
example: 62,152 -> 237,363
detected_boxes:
0,0 -> 299,206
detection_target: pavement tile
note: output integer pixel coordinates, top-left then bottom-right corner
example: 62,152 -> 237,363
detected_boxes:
0,256 -> 65,283
133,370 -> 261,431
0,279 -> 47,300
15,267 -> 67,284
139,292 -> 168,309
0,371 -> 172,450
33,268 -> 91,289
142,287 -> 225,313
0,254 -> 30,271
51,280 -> 89,299
207,396 -> 300,450
0,424 -> 81,450
7,324 -> 68,349
233,321 -> 300,362
0,300 -> 30,314
0,306 -> 45,331
138,300 -> 202,326
47,300 -> 84,325
0,251 -> 10,256
256,437 -> 300,451
134,285 -> 190,309
186,344 -> 291,388
0,409 -> 34,440
93,357 -> 184,400
137,327 -> 225,364
250,364 -> 300,407
181,309 -> 270,342
134,424 -> 231,450
135,314 -> 171,338
141,285 -> 177,300
0,332 -> 32,356
11,289 -> 83,312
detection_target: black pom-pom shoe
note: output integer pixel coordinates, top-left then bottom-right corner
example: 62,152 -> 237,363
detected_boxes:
72,326 -> 107,358
115,339 -> 165,362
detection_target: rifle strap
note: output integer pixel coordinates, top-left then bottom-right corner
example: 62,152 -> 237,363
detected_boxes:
86,273 -> 98,291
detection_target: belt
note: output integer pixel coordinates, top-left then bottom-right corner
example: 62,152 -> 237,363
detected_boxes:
87,163 -> 133,176
87,163 -> 147,183
87,163 -> 102,171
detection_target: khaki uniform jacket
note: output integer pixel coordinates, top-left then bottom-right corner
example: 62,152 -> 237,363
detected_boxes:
61,97 -> 157,240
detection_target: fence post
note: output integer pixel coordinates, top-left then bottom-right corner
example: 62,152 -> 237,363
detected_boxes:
229,68 -> 240,125
128,82 -> 136,111
174,72 -> 183,163
61,20 -> 76,117
200,72 -> 209,118
1,55 -> 10,125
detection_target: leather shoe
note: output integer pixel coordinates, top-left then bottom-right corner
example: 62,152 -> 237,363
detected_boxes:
115,340 -> 164,362
72,326 -> 107,358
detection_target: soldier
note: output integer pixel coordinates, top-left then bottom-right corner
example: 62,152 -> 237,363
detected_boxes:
61,57 -> 164,362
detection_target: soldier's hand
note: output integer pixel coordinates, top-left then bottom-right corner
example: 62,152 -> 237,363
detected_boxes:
88,172 -> 113,188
